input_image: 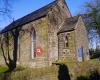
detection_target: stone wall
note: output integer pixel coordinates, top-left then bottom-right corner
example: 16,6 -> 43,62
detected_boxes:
0,32 -> 14,65
0,53 -> 5,65
47,0 -> 71,62
0,0 -> 73,67
58,31 -> 76,61
75,17 -> 89,61
0,34 -> 5,65
19,17 -> 49,67
0,16 -> 50,67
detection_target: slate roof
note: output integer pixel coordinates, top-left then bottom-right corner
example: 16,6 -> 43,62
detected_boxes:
1,0 -> 58,33
58,16 -> 79,34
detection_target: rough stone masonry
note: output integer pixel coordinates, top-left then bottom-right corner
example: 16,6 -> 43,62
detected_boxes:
0,0 -> 89,67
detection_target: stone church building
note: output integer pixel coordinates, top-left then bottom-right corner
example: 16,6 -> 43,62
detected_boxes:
0,0 -> 89,67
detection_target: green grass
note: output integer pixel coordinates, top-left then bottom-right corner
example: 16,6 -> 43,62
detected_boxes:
4,65 -> 58,80
0,59 -> 100,80
0,65 -> 8,74
54,59 -> 100,78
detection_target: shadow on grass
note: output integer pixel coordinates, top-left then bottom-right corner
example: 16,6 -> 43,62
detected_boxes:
77,70 -> 100,80
54,63 -> 70,80
0,66 -> 25,80
89,49 -> 100,59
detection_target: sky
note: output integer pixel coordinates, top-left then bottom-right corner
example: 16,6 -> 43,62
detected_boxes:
0,0 -> 89,29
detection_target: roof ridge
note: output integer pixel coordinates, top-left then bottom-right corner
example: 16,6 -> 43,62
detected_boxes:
57,16 -> 79,34
12,0 -> 58,25
18,0 -> 58,20
1,0 -> 58,33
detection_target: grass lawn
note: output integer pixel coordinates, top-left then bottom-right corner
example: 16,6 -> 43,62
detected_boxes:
0,59 -> 100,80
53,59 -> 100,79
0,65 -> 8,74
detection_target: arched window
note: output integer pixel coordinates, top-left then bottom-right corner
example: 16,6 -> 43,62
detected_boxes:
31,28 -> 36,59
17,35 -> 20,60
64,35 -> 68,48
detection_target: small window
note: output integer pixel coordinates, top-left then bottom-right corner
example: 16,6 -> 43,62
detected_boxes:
17,36 -> 20,60
64,35 -> 69,48
31,29 -> 36,59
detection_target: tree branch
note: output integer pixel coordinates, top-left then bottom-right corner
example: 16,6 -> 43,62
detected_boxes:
1,41 -> 9,66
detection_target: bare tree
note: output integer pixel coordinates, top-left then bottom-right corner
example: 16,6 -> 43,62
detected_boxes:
83,0 -> 100,58
0,0 -> 16,72
0,28 -> 20,72
85,0 -> 100,33
0,0 -> 14,24
80,0 -> 100,49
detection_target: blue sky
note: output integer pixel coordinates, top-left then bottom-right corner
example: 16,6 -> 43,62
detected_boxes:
0,0 -> 89,29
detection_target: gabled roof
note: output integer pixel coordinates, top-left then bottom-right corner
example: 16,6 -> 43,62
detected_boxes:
58,16 -> 79,34
1,0 -> 59,33
80,14 -> 94,28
